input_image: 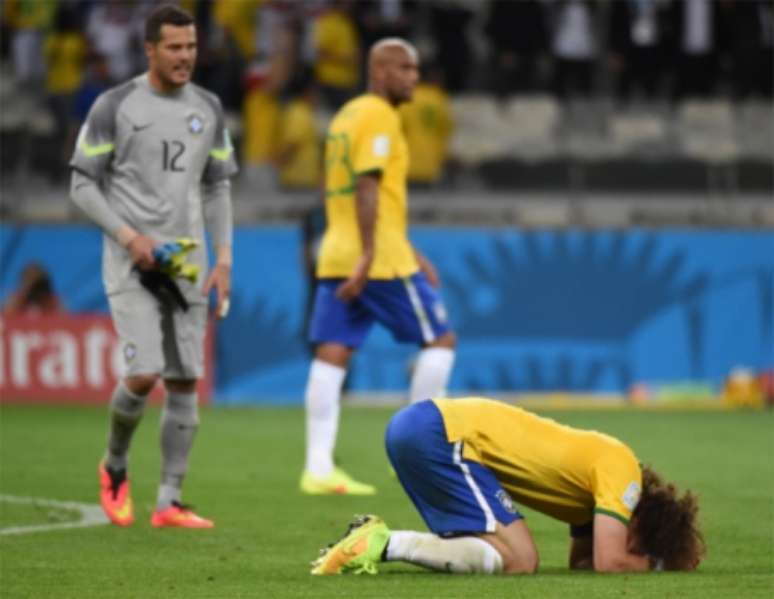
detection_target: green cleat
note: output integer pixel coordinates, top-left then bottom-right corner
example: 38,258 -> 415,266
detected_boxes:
310,515 -> 390,575
300,468 -> 376,496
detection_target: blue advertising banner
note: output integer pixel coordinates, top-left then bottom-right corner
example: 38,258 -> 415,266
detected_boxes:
2,225 -> 772,404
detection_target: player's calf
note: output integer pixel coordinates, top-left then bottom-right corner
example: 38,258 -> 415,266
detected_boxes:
482,520 -> 540,574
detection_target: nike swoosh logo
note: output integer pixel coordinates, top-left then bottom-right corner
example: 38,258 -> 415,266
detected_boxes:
132,123 -> 153,132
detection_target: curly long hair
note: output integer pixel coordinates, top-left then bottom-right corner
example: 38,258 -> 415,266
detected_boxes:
630,466 -> 706,571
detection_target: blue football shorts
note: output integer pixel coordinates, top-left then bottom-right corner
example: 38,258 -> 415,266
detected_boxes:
385,400 -> 524,536
308,271 -> 451,347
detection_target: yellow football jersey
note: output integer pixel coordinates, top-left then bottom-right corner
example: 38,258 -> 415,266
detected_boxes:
317,94 -> 419,279
277,98 -> 321,189
242,88 -> 280,166
44,32 -> 87,94
313,9 -> 359,89
434,398 -> 642,526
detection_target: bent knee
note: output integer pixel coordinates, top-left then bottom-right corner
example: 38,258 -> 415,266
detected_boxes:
125,374 -> 160,396
502,552 -> 539,575
164,378 -> 197,394
314,343 -> 352,368
431,331 -> 456,349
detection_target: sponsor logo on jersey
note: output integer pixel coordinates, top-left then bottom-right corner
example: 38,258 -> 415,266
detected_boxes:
187,114 -> 205,134
496,489 -> 517,514
622,481 -> 642,511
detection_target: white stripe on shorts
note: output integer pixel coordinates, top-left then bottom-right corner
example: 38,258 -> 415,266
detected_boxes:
453,441 -> 496,533
403,276 -> 435,344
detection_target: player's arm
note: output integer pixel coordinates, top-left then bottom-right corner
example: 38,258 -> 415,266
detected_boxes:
568,523 -> 594,570
336,172 -> 378,301
201,97 -> 238,318
336,109 -> 392,300
69,93 -> 156,269
412,246 -> 440,288
70,171 -> 156,269
202,178 -> 233,318
592,513 -> 650,572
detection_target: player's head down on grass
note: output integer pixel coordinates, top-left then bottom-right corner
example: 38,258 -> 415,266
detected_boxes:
311,399 -> 708,576
630,466 -> 706,571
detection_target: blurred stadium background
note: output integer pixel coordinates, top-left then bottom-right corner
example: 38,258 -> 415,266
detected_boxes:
1,0 -> 772,407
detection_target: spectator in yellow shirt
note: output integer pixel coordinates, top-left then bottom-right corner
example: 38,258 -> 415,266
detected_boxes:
4,0 -> 56,87
44,4 -> 87,180
313,0 -> 360,109
276,68 -> 322,190
399,64 -> 452,186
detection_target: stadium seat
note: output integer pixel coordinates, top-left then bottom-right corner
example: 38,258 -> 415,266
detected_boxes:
677,100 -> 739,194
560,98 -> 616,162
609,104 -> 671,159
677,100 -> 739,164
500,95 -> 561,163
556,99 -> 616,194
736,100 -> 774,162
0,67 -> 24,132
449,94 -> 507,165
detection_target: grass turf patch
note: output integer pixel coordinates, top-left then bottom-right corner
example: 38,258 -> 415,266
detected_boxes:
0,404 -> 771,598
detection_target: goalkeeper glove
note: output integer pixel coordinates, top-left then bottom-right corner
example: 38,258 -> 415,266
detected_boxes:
152,238 -> 200,283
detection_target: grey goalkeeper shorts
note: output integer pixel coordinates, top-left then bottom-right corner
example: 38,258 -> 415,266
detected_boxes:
109,289 -> 207,380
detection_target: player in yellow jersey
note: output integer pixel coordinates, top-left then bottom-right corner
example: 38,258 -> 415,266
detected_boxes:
311,398 -> 705,575
300,39 -> 456,496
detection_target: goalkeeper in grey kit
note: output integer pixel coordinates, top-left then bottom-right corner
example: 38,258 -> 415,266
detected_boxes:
68,4 -> 237,528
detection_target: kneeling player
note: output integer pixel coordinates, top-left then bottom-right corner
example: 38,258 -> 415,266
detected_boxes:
311,398 -> 705,575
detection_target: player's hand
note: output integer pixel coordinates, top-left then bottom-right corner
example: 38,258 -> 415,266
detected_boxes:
203,263 -> 231,319
336,255 -> 371,301
127,234 -> 158,271
416,253 -> 440,288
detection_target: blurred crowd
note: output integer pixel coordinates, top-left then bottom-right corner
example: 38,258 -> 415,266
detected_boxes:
1,0 -> 772,189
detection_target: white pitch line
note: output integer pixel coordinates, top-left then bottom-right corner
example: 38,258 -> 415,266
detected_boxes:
0,494 -> 109,535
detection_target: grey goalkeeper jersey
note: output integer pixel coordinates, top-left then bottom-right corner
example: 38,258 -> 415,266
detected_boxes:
70,74 -> 238,299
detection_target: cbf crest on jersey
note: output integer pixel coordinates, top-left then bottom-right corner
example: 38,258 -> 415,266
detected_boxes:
186,113 -> 205,135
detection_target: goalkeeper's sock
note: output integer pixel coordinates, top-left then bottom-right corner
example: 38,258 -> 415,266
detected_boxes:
385,531 -> 503,574
157,483 -> 182,509
158,391 -> 199,509
105,382 -> 147,471
408,347 -> 455,404
304,359 -> 346,478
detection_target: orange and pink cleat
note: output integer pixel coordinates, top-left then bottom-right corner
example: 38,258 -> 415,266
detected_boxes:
99,462 -> 134,527
150,502 -> 214,529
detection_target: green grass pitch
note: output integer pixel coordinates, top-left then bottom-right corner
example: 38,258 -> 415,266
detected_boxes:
1,403 -> 772,598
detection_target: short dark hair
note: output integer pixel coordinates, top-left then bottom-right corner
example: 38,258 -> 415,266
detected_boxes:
144,4 -> 194,43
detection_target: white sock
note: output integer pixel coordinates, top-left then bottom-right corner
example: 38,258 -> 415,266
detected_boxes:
409,347 -> 455,403
304,359 -> 346,478
386,531 -> 503,574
